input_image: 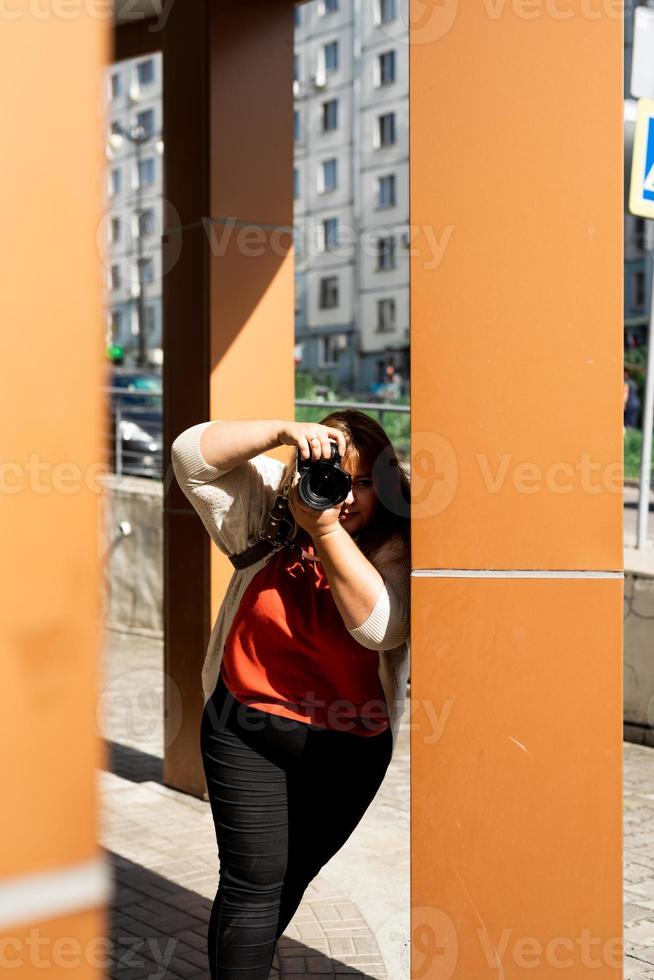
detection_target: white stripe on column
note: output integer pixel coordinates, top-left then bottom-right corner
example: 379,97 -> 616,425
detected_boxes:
412,569 -> 624,578
0,857 -> 111,931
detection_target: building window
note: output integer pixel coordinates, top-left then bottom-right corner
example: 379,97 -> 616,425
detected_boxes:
376,297 -> 396,332
294,54 -> 299,82
138,158 -> 155,187
376,50 -> 396,86
110,72 -> 121,99
634,269 -> 646,308
319,333 -> 346,366
294,5 -> 301,26
322,98 -> 338,132
144,306 -> 156,337
376,0 -> 397,24
320,0 -> 339,13
324,40 -> 339,73
377,112 -> 396,148
377,173 -> 396,208
377,236 -> 396,271
635,217 -> 647,250
110,168 -> 121,196
137,58 -> 154,85
294,167 -> 299,199
319,276 -> 339,309
136,108 -> 155,137
294,109 -> 301,141
111,309 -> 122,339
321,217 -> 340,251
111,265 -> 121,291
138,257 -> 154,283
138,208 -> 156,238
110,216 -> 121,243
319,158 -> 338,193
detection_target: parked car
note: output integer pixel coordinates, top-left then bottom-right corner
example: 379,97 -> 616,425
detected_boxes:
107,369 -> 163,478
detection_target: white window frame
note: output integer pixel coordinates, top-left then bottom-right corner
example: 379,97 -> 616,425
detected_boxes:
376,297 -> 397,333
374,50 -> 396,88
374,112 -> 396,149
319,275 -> 340,309
374,0 -> 397,26
377,173 -> 397,209
322,98 -> 339,132
319,216 -> 340,252
318,157 -> 338,194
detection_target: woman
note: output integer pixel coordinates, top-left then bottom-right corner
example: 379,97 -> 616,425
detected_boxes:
171,409 -> 410,980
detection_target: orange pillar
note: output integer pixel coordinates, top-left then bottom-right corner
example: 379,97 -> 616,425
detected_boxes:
0,5 -> 110,976
410,4 -> 623,977
163,0 -> 296,795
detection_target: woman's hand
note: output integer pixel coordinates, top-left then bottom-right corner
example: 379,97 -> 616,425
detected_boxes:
278,420 -> 347,462
286,474 -> 344,540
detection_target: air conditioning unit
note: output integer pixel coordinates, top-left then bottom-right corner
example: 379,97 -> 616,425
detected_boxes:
312,69 -> 326,88
335,334 -> 348,350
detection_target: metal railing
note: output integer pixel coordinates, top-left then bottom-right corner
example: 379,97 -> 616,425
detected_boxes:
295,397 -> 409,427
103,385 -> 163,480
102,390 -> 408,480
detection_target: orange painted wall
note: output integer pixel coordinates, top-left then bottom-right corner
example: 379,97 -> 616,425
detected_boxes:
409,2 -> 623,976
0,4 -> 109,972
206,0 -> 297,605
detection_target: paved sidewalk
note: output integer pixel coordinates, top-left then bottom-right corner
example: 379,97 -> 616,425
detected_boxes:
99,628 -> 407,979
100,627 -> 654,979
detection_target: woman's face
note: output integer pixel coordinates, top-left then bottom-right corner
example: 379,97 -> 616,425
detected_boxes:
338,464 -> 378,535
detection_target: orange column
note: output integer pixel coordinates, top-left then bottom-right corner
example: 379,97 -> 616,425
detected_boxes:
0,4 -> 110,976
163,0 -> 296,795
409,3 -> 623,977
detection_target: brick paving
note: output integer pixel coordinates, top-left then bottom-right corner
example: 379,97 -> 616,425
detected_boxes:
100,626 -> 654,978
99,628 -> 396,978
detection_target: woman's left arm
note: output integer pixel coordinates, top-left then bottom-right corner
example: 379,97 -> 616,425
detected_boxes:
312,523 -> 410,651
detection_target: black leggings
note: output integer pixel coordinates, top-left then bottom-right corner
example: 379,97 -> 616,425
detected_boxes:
199,670 -> 393,979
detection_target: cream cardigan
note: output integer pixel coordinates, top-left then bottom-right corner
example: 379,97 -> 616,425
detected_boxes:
171,420 -> 410,755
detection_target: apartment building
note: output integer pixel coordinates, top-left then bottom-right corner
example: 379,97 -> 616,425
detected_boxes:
294,0 -> 409,393
103,2 -> 409,390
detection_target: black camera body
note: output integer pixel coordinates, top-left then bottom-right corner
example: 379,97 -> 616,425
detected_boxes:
295,439 -> 352,511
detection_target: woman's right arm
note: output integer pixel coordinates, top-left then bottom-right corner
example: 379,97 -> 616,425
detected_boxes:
199,418 -> 348,469
171,418 -> 348,558
198,419 -> 285,472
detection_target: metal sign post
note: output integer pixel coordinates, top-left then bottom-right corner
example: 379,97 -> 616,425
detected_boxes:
628,97 -> 654,548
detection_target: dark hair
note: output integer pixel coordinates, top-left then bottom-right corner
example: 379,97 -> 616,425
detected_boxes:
280,409 -> 410,561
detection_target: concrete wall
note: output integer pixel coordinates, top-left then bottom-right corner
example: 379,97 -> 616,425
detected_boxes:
624,570 -> 654,747
100,476 -> 163,636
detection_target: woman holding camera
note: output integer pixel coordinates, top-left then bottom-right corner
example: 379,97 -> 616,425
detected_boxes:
171,409 -> 410,980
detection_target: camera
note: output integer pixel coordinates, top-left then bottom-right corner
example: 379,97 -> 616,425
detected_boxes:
295,439 -> 352,511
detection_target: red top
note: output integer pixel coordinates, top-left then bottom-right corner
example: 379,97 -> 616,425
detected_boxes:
219,540 -> 390,737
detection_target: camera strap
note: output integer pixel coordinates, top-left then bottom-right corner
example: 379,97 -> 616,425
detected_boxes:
228,488 -> 296,570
